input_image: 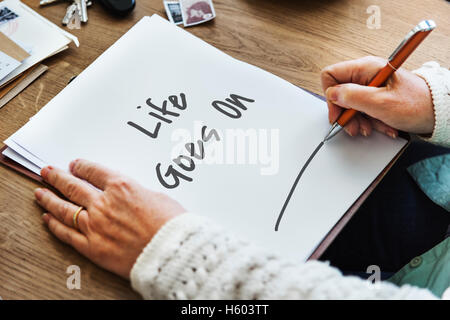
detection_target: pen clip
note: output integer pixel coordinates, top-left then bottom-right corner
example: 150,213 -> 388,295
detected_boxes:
388,20 -> 436,61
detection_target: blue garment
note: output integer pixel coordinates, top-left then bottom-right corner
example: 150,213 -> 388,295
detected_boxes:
387,237 -> 450,298
407,154 -> 450,212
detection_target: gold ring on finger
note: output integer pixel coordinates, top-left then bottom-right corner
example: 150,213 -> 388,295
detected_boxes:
73,206 -> 83,230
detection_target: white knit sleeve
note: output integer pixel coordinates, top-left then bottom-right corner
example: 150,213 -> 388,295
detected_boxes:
130,213 -> 436,300
413,62 -> 450,147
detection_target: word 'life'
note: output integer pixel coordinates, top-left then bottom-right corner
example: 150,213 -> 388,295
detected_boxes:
127,93 -> 187,139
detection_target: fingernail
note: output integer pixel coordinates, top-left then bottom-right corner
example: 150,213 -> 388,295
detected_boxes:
69,160 -> 76,173
40,166 -> 53,179
325,87 -> 338,103
388,131 -> 397,139
345,127 -> 353,137
42,213 -> 49,224
34,188 -> 44,200
361,129 -> 368,137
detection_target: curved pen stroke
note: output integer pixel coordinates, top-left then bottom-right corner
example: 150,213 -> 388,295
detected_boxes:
274,141 -> 324,231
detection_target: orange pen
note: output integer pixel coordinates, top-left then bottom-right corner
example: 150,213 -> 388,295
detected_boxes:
323,20 -> 436,141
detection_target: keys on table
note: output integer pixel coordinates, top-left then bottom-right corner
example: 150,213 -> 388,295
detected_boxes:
76,0 -> 89,23
40,0 -> 91,26
62,2 -> 77,25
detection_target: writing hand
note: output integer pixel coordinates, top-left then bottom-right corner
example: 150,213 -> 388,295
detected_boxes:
34,160 -> 185,279
321,56 -> 435,138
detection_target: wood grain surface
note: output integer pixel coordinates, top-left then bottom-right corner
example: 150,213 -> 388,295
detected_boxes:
0,0 -> 449,299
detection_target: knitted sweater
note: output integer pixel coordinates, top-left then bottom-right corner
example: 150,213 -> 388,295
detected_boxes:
130,63 -> 450,300
414,62 -> 450,148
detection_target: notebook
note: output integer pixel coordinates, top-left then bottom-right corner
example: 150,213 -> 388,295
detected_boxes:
0,15 -> 409,261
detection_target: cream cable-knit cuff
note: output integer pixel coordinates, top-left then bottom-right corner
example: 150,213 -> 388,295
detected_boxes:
413,62 -> 450,147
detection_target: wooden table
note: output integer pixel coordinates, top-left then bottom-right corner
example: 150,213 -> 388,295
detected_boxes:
0,0 -> 449,299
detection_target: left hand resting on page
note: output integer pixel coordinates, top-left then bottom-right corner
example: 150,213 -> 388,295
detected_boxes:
34,160 -> 185,279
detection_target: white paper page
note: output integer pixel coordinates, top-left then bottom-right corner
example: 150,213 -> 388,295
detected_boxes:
0,0 -> 76,86
0,50 -> 20,80
6,15 -> 407,261
5,138 -> 47,168
2,147 -> 40,174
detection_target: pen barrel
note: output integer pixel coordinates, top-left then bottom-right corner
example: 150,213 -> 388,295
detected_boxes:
336,109 -> 357,127
368,64 -> 395,87
389,30 -> 432,70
